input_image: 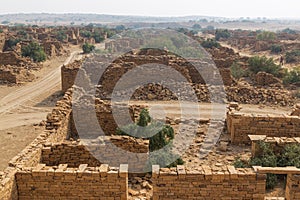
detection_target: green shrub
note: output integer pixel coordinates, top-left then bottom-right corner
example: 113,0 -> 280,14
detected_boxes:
6,38 -> 21,50
266,174 -> 278,190
285,50 -> 300,63
249,142 -> 278,189
82,43 -> 95,54
93,32 -> 105,43
230,62 -> 248,79
56,30 -> 67,42
21,42 -> 46,62
294,89 -> 300,98
116,109 -> 183,169
201,39 -> 220,48
80,30 -> 92,38
233,157 -> 249,168
282,28 -> 297,34
256,31 -> 277,41
283,67 -> 300,85
248,56 -> 281,76
278,144 -> 300,168
215,29 -> 231,41
270,44 -> 283,54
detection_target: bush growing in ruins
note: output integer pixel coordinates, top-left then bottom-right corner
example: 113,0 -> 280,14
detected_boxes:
285,50 -> 300,63
278,144 -> 300,168
248,56 -> 281,77
270,44 -> 283,54
21,42 -> 46,62
55,30 -> 67,42
282,28 -> 297,34
116,109 -> 184,168
6,38 -> 21,50
236,142 -> 300,189
82,43 -> 95,54
201,39 -> 220,48
249,142 -> 278,189
283,67 -> 300,85
230,62 -> 249,80
256,31 -> 277,41
215,29 -> 231,41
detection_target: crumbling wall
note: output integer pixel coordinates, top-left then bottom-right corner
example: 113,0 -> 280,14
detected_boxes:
227,112 -> 300,144
0,33 -> 5,52
61,60 -> 82,92
70,97 -> 141,138
286,174 -> 300,200
0,167 -> 18,200
249,135 -> 300,157
41,137 -> 149,170
16,164 -> 128,200
255,72 -> 282,86
152,165 -> 266,200
0,51 -> 28,66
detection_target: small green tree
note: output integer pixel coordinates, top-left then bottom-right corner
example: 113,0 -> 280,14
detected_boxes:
248,56 -> 281,76
82,43 -> 95,54
116,109 -> 184,169
283,67 -> 300,85
56,30 -> 67,42
201,39 -> 220,48
256,31 -> 277,41
270,44 -> 283,54
249,142 -> 278,190
215,29 -> 231,41
285,50 -> 300,63
278,144 -> 300,168
6,38 -> 21,50
230,62 -> 248,80
21,42 -> 46,62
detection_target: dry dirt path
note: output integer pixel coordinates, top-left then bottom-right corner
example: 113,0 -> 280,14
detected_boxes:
0,50 -> 82,130
0,48 -> 82,170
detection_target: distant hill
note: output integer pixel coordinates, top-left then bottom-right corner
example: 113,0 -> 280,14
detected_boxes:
1,13 -> 300,31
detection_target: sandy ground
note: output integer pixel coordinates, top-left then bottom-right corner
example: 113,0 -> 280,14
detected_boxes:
0,46 -> 82,170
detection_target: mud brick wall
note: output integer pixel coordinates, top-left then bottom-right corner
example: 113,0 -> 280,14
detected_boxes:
61,60 -> 81,92
0,33 -> 5,52
41,137 -> 149,172
227,112 -> 300,144
70,98 -> 139,138
286,174 -> 300,200
0,167 -> 18,200
16,164 -> 128,200
0,69 -> 17,83
0,51 -> 27,66
152,165 -> 266,200
250,135 -> 300,157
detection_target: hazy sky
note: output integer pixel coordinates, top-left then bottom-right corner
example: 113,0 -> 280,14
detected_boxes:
0,0 -> 299,19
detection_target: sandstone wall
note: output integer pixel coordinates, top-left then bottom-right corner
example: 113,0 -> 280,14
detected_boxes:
0,90 -> 73,200
41,137 -> 149,171
16,164 -> 128,200
0,51 -> 27,66
227,112 -> 300,144
0,33 -> 5,52
152,165 -> 266,200
70,97 -> 140,138
0,69 -> 17,83
0,167 -> 18,200
250,135 -> 300,157
61,60 -> 81,92
286,174 -> 300,200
